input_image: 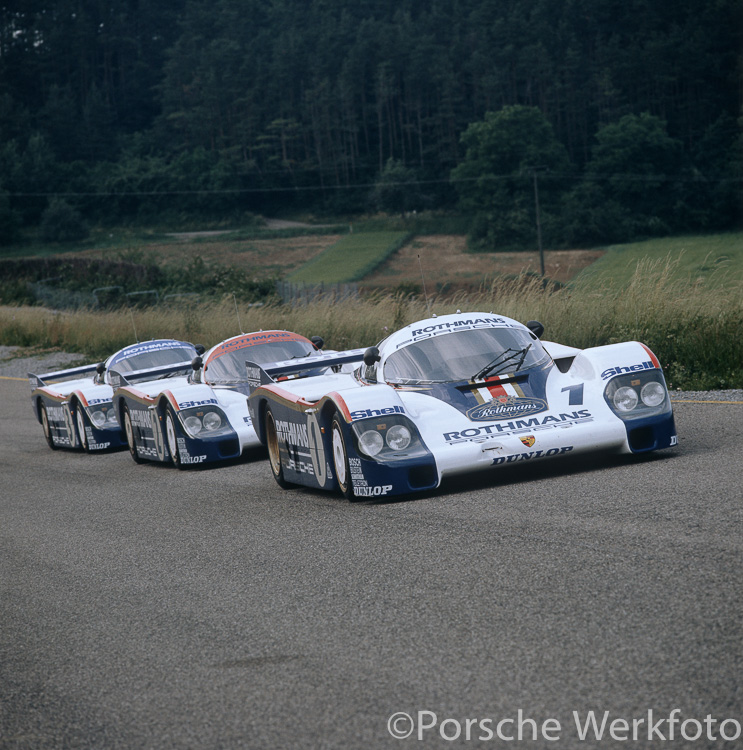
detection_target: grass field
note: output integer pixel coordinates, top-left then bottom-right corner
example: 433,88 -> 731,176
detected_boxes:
287,232 -> 410,283
572,231 -> 743,290
2,229 -> 741,390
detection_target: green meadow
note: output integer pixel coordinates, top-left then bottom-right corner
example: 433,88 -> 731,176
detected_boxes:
573,232 -> 743,290
287,231 -> 411,284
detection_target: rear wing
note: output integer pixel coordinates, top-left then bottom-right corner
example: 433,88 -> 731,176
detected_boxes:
109,360 -> 196,389
245,348 -> 366,391
28,362 -> 99,390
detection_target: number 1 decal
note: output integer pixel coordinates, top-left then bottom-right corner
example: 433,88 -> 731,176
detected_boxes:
561,383 -> 584,406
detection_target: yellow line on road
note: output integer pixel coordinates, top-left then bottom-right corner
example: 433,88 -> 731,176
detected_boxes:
0,375 -> 27,381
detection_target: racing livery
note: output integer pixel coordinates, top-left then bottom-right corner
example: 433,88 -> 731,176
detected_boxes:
247,312 -> 677,500
29,339 -> 198,452
113,330 -> 333,468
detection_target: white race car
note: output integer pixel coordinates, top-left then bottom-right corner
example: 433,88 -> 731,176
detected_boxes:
246,312 -> 678,499
112,330 -> 337,468
29,339 -> 199,452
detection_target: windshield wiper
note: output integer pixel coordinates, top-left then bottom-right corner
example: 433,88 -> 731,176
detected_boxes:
473,344 -> 532,380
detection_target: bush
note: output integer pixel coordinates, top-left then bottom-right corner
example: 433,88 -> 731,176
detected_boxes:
40,197 -> 89,242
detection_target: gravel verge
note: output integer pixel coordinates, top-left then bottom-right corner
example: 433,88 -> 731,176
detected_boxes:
0,346 -> 89,379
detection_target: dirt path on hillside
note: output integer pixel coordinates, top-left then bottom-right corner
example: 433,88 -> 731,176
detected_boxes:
363,235 -> 604,290
54,230 -> 602,288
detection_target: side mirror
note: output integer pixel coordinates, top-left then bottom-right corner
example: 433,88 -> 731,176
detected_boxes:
194,344 -> 206,355
526,320 -> 545,339
96,362 -> 106,375
310,336 -> 324,350
191,356 -> 203,371
363,346 -> 381,367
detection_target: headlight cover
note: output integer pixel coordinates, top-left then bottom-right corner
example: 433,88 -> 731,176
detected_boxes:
87,402 -> 117,428
604,370 -> 671,420
178,405 -> 231,438
351,414 -> 425,462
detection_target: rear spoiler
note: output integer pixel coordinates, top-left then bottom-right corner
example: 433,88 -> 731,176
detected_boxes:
109,360 -> 196,389
245,348 -> 366,390
28,362 -> 99,390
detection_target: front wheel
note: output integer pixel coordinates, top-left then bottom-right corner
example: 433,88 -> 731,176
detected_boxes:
264,406 -> 294,488
165,409 -> 185,470
123,405 -> 144,464
75,403 -> 90,453
331,415 -> 355,501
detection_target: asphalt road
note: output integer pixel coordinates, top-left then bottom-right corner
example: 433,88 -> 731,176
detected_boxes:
1,376 -> 741,749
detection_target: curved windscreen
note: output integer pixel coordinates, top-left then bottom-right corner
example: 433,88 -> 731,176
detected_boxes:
110,345 -> 196,374
205,339 -> 317,384
383,327 -> 551,384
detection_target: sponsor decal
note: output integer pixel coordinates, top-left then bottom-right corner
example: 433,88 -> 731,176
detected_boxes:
601,361 -> 655,380
353,485 -> 393,497
275,419 -> 309,448
178,398 -> 219,409
175,436 -> 206,464
180,454 -> 207,464
350,405 -> 405,420
444,410 -> 593,444
88,442 -> 111,451
520,435 -> 536,448
410,317 -> 506,338
467,396 -> 548,422
130,409 -> 152,430
286,458 -> 315,475
349,456 -> 364,484
110,340 -> 189,366
87,397 -> 110,406
670,435 -> 678,446
245,366 -> 262,388
46,405 -> 67,422
493,446 -> 573,465
348,457 -> 391,495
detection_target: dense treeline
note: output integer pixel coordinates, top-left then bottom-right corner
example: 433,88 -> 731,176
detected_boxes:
0,0 -> 740,246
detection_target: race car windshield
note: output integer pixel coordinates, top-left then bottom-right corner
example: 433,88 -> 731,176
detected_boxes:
205,340 -> 316,383
113,346 -> 196,374
383,327 -> 551,384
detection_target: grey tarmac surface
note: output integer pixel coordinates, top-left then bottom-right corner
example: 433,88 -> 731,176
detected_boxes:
1,375 -> 741,749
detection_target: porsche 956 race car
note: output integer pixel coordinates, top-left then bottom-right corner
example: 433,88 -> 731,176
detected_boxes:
246,312 -> 678,500
112,330 -> 341,468
29,339 -> 199,452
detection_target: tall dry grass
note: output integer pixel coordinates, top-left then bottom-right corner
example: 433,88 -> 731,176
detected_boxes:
2,255 -> 741,389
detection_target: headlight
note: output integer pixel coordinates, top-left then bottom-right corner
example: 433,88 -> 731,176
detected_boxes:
386,424 -> 411,450
641,381 -> 666,407
90,410 -> 107,427
358,430 -> 384,457
203,411 -> 222,431
184,415 -> 202,434
613,386 -> 639,412
106,409 -> 117,423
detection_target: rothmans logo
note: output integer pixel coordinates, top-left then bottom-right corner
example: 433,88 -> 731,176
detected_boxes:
467,396 -> 548,422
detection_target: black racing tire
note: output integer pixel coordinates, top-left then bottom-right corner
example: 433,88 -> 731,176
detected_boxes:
331,413 -> 355,501
165,408 -> 185,470
122,405 -> 144,464
39,402 -> 57,450
264,406 -> 295,488
75,401 -> 91,453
